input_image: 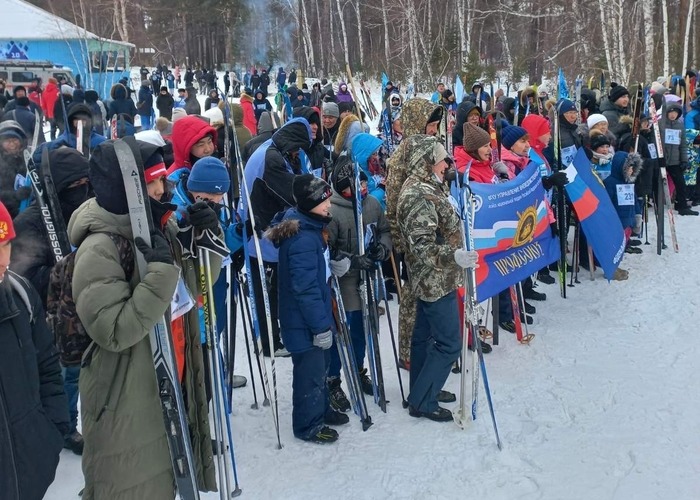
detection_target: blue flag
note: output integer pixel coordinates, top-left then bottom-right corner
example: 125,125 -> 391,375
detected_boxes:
470,163 -> 560,301
563,148 -> 626,280
455,76 -> 465,102
558,68 -> 569,100
381,72 -> 389,90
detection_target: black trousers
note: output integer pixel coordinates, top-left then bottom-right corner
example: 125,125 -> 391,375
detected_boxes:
249,257 -> 282,355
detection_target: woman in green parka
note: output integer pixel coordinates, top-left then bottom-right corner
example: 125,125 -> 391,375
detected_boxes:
69,139 -> 220,499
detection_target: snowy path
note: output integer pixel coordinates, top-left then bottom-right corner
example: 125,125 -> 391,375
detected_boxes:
47,214 -> 700,499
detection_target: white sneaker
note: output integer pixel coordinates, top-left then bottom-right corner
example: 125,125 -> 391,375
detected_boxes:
274,347 -> 291,357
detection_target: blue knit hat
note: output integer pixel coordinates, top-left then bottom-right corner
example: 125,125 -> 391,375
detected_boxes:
501,125 -> 528,150
187,157 -> 230,194
557,98 -> 576,114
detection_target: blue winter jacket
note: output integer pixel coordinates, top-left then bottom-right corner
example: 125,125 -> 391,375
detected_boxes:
604,152 -> 642,230
685,99 -> 700,130
32,129 -> 106,164
351,133 -> 386,209
266,207 -> 334,354
137,85 -> 153,116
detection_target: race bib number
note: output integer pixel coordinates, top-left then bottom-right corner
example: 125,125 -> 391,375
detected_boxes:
561,145 -> 577,167
665,129 -> 681,145
647,144 -> 658,159
616,184 -> 635,206
171,277 -> 195,321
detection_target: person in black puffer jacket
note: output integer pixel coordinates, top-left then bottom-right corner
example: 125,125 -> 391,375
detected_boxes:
107,83 -> 137,121
293,106 -> 326,174
0,201 -> 69,500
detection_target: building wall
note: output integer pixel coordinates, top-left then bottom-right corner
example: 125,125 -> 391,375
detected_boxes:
0,38 -> 130,97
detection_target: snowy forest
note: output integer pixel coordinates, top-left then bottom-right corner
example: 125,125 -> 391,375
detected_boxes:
28,0 -> 699,87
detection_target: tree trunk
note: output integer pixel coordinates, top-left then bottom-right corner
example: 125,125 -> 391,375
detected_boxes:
353,0 -> 364,70
315,0 -> 325,73
683,0 -> 695,75
335,0 -> 351,67
662,0 -> 670,77
597,0 -> 614,78
643,0 -> 655,82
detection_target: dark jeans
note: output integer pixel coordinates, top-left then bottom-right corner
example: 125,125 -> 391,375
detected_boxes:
498,289 -> 513,323
291,348 -> 329,439
666,164 -> 689,209
408,291 -> 462,413
62,364 -> 80,435
250,257 -> 281,355
328,309 -> 365,379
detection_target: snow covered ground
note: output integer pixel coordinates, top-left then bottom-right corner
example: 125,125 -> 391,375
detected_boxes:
46,212 -> 700,499
43,70 -> 700,499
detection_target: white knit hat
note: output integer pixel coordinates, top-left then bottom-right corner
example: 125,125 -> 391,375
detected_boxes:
586,114 -> 607,129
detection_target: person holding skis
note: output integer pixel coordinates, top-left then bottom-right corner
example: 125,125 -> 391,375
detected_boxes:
239,117 -> 313,357
0,201 -> 69,500
265,174 -> 349,443
11,148 -> 92,454
660,101 -> 698,215
326,157 -> 392,409
396,135 -> 478,421
70,139 -> 217,498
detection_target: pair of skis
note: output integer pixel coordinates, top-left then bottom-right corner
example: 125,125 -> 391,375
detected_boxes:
452,180 -> 502,450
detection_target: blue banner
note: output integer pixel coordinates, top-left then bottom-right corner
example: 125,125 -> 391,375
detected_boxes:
558,68 -> 569,100
470,163 -> 560,301
563,148 -> 626,280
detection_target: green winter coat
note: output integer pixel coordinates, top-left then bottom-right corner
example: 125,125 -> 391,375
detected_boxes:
396,135 -> 464,302
69,198 -> 218,499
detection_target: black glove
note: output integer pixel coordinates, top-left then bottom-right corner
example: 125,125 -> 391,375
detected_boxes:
366,242 -> 389,262
234,218 -> 254,238
350,254 -> 377,271
186,201 -> 219,231
542,171 -> 569,190
135,232 -> 173,264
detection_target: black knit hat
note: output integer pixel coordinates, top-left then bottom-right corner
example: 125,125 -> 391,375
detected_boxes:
293,174 -> 332,213
337,102 -> 354,115
331,156 -> 367,194
590,132 -> 611,151
609,84 -> 630,104
67,103 -> 93,123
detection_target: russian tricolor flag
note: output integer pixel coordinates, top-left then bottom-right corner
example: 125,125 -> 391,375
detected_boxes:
563,163 -> 599,221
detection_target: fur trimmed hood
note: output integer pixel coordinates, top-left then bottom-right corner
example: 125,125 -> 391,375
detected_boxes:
611,151 -> 643,183
265,218 -> 300,244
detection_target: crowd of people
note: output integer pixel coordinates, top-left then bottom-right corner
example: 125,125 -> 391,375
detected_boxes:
0,61 -> 697,499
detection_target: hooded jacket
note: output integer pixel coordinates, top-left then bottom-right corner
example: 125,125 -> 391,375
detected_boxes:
293,106 -> 325,171
600,97 -> 629,130
350,132 -> 386,208
385,98 -> 443,249
155,91 -> 174,120
616,116 -> 654,198
239,93 -> 258,135
327,184 -> 391,312
604,152 -> 643,229
336,82 -> 354,103
659,102 -> 687,166
168,115 -> 217,172
13,149 -> 90,307
107,83 -> 137,119
42,80 -> 59,120
265,207 -> 334,353
0,271 -> 69,500
334,114 -> 365,153
69,193 -> 217,497
451,101 -> 482,148
184,87 -> 201,116
240,118 -> 313,254
0,121 -> 30,217
396,135 -> 464,302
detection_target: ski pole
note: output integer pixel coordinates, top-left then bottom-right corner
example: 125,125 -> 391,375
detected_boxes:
237,278 -> 259,410
377,266 -> 406,406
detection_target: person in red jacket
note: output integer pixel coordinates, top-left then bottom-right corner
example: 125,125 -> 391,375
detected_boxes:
166,115 -> 217,174
42,78 -> 60,140
239,89 -> 258,136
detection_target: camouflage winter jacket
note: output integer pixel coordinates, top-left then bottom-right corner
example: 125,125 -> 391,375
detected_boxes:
385,98 -> 442,251
396,135 -> 463,302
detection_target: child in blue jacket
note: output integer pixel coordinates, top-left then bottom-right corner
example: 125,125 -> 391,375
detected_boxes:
604,152 -> 643,252
265,174 -> 349,444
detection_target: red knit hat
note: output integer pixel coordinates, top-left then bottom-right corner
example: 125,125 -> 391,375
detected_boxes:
0,202 -> 16,242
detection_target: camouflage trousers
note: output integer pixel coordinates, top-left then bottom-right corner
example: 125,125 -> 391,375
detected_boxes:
398,285 -> 417,363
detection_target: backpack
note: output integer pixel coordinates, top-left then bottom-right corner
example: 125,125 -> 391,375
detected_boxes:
46,233 -> 134,366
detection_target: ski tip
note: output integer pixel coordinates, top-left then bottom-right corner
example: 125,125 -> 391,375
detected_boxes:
231,487 -> 243,497
362,419 -> 374,432
497,441 -> 504,451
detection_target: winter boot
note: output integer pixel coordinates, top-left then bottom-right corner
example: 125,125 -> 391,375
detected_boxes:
328,377 -> 351,413
232,375 -> 247,389
523,301 -> 536,314
613,267 -> 629,281
359,368 -> 374,396
499,321 -> 516,333
468,338 -> 493,354
678,207 -> 699,216
524,288 -> 547,301
302,426 -> 339,444
537,270 -> 556,285
519,313 -> 534,325
437,390 -> 456,403
324,409 -> 350,426
408,405 -> 453,422
64,431 -> 84,455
